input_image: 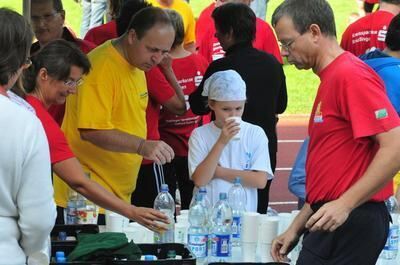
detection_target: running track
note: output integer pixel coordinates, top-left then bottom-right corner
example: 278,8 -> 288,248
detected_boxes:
269,115 -> 309,213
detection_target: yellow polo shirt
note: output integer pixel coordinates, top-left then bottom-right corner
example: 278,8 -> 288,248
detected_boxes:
148,0 -> 196,45
54,40 -> 148,209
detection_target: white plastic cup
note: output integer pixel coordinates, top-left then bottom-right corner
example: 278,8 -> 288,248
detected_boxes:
107,212 -> 128,232
241,212 -> 260,243
259,243 -> 274,262
242,242 -> 257,262
179,209 -> 189,216
225,116 -> 242,140
278,212 -> 292,235
258,215 -> 279,244
124,222 -> 147,243
175,222 -> 189,244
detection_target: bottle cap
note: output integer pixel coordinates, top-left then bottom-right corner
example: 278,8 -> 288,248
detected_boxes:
144,255 -> 157,260
234,177 -> 241,184
219,192 -> 227,200
195,193 -> 203,202
56,256 -> 67,263
167,250 -> 176,259
160,184 -> 169,192
199,186 -> 207,193
58,232 -> 67,241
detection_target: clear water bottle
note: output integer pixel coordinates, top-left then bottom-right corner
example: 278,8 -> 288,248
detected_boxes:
228,177 -> 247,246
154,184 -> 175,243
210,192 -> 233,262
65,190 -> 85,224
188,193 -> 209,264
381,196 -> 399,260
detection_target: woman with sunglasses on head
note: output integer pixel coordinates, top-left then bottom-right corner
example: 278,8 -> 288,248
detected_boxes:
23,39 -> 168,231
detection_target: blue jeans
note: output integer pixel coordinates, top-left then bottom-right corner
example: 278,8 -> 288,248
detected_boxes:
250,0 -> 269,21
80,0 -> 108,38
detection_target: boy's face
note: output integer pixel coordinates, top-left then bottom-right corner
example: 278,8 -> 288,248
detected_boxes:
209,100 -> 246,127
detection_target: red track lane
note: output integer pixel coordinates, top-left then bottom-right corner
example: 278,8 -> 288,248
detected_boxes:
269,115 -> 309,213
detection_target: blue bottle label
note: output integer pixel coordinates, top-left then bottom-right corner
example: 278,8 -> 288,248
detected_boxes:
188,234 -> 208,258
232,216 -> 241,239
211,234 -> 231,257
384,225 -> 399,251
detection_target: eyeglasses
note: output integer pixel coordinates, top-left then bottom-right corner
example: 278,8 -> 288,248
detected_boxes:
279,34 -> 302,52
63,78 -> 83,87
31,11 -> 60,23
24,58 -> 32,68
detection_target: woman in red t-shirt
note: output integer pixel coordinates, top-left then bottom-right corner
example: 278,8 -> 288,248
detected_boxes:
22,39 -> 168,229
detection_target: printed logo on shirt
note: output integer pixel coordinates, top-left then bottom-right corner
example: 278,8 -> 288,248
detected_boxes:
194,71 -> 203,87
244,152 -> 252,170
139,91 -> 148,99
375,108 -> 388,120
314,102 -> 323,123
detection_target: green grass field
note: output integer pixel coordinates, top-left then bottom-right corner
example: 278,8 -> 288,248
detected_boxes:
0,0 -> 358,114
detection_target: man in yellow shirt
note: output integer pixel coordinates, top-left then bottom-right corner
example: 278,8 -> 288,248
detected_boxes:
147,0 -> 196,52
55,7 -> 176,224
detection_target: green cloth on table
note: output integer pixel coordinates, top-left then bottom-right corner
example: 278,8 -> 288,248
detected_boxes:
68,232 -> 142,261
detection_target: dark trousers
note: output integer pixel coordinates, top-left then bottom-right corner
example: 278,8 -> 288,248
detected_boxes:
163,156 -> 194,210
297,201 -> 389,265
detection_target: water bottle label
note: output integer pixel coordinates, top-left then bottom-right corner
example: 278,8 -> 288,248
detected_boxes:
384,225 -> 399,251
232,216 -> 241,239
211,234 -> 231,257
188,234 -> 208,258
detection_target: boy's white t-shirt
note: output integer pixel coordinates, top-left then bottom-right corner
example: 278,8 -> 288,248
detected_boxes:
188,121 -> 273,212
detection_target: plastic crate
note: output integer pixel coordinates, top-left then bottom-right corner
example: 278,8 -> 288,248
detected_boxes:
50,241 -> 195,265
51,224 -> 99,243
208,262 -> 290,265
112,243 -> 195,265
50,243 -> 105,265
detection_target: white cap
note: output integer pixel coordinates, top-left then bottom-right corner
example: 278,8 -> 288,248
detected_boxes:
202,70 -> 246,101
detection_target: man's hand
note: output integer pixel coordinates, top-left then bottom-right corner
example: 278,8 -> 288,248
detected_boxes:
271,229 -> 299,262
140,140 -> 174,164
305,199 -> 351,232
217,118 -> 240,145
158,53 -> 172,71
129,206 -> 169,232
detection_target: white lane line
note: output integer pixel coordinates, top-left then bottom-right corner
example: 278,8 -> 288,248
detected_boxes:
275,167 -> 292,171
269,201 -> 298,205
278,140 -> 304,143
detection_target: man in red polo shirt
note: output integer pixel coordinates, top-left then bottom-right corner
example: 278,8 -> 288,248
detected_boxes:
341,0 -> 400,56
196,0 -> 282,63
271,0 -> 400,264
30,0 -> 96,126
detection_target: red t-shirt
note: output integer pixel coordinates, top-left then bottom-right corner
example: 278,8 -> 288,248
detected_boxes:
198,17 -> 282,64
195,3 -> 215,47
340,10 -> 394,56
142,66 -> 176,164
159,53 -> 209,157
306,52 -> 400,204
84,20 -> 118,46
26,95 -> 75,164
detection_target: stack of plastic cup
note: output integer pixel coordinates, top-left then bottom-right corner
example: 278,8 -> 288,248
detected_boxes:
241,212 -> 260,262
176,210 -> 189,244
258,215 -> 279,262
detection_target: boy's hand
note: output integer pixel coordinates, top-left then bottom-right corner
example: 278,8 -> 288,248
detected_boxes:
218,118 -> 240,145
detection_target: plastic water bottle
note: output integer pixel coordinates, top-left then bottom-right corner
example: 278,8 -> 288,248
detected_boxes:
154,184 -> 175,243
211,192 -> 233,262
228,177 -> 247,246
65,190 -> 85,224
188,193 -> 209,264
381,196 -> 399,260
